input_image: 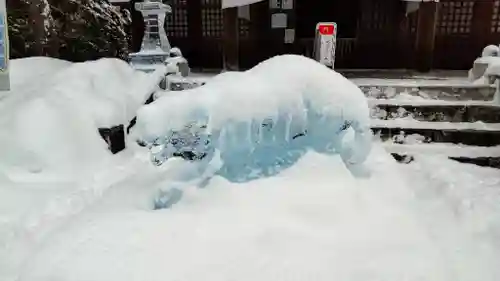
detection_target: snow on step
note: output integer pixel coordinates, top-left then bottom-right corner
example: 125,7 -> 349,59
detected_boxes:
368,98 -> 499,107
381,142 -> 500,158
371,119 -> 500,132
358,81 -> 495,101
352,78 -> 479,88
370,99 -> 500,123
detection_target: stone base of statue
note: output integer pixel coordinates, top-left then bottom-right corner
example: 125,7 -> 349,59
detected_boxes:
469,59 -> 490,83
129,46 -> 192,90
469,45 -> 500,85
129,47 -> 169,73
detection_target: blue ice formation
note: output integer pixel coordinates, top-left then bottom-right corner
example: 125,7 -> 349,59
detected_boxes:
146,113 -> 358,184
135,55 -> 372,208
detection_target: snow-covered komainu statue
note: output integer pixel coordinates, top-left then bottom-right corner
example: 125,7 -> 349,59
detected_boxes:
469,44 -> 500,84
132,55 -> 372,207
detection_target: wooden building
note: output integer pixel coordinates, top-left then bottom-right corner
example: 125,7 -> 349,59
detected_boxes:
113,0 -> 500,72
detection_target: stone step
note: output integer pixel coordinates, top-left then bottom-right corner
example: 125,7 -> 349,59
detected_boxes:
370,99 -> 500,123
449,157 -> 500,169
175,75 -> 497,100
357,83 -> 496,101
371,120 -> 500,147
380,142 -> 500,158
382,142 -> 500,169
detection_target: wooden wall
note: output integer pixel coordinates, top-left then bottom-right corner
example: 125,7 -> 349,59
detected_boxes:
125,0 -> 500,70
433,0 -> 499,69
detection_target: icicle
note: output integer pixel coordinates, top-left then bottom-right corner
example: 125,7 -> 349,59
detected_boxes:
246,120 -> 253,148
284,113 -> 292,142
257,118 -> 264,143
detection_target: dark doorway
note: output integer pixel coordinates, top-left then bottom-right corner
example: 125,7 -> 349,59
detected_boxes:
295,0 -> 360,38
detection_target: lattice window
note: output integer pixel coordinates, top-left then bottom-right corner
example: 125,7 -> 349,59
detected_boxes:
202,0 -> 220,5
239,18 -> 250,38
166,0 -> 189,37
202,0 -> 224,37
145,14 -> 160,40
437,1 -> 473,34
360,0 -> 390,30
492,0 -> 500,33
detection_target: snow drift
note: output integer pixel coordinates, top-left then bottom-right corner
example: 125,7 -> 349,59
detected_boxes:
0,57 -> 167,179
9,57 -> 73,90
133,55 -> 372,183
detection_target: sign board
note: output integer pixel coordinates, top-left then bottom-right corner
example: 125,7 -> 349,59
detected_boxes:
282,0 -> 293,9
271,13 -> 287,28
284,28 -> 295,44
313,22 -> 337,68
0,0 -> 9,91
269,0 -> 280,9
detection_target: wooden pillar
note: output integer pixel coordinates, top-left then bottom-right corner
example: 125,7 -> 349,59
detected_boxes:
471,1 -> 494,51
394,0 -> 409,68
415,1 -> 439,72
130,0 -> 145,52
250,1 -> 271,67
223,7 -> 239,71
188,0 -> 203,67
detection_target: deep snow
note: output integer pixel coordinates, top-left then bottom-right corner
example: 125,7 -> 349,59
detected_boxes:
4,148 -> 500,281
0,57 -> 167,179
1,55 -> 500,281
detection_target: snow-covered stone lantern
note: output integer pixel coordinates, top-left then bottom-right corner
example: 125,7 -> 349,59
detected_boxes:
129,0 -> 172,71
136,0 -> 171,52
129,0 -> 191,91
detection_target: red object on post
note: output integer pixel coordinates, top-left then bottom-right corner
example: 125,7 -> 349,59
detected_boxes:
318,24 -> 335,35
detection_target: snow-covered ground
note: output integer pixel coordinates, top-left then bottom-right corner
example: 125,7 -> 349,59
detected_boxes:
1,56 -> 500,281
3,147 -> 500,281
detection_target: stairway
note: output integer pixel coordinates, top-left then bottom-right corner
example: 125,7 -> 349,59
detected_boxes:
362,80 -> 500,169
113,73 -> 500,170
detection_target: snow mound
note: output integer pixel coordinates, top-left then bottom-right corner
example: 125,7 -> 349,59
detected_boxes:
9,149 -> 500,281
9,57 -> 72,89
133,55 -> 372,182
469,45 -> 500,86
482,44 -> 499,57
46,58 -> 167,127
0,57 -> 167,179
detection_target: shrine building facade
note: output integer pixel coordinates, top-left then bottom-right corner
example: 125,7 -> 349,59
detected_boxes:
112,0 -> 500,72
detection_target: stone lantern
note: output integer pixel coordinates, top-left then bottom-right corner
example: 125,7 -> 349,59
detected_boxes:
129,0 -> 191,85
129,0 -> 172,71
